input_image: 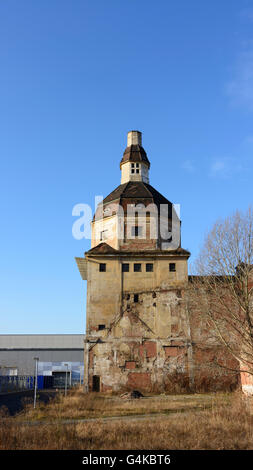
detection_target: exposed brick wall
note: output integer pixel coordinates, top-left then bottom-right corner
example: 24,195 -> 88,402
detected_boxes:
125,361 -> 136,369
86,280 -> 242,394
127,372 -> 151,391
193,347 -> 239,392
139,341 -> 157,359
164,346 -> 183,357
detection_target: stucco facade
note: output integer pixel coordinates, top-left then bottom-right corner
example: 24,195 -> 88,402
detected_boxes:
76,131 -> 240,393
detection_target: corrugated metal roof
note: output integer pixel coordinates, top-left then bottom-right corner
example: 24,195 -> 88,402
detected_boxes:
0,334 -> 85,350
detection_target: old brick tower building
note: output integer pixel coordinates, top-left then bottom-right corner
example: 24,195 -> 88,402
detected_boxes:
76,131 -> 239,393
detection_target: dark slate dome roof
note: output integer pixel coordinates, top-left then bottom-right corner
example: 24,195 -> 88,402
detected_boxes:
103,181 -> 170,205
93,181 -> 172,220
120,145 -> 150,169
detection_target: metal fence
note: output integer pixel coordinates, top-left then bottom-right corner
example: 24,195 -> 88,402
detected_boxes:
0,375 -> 36,393
0,374 -> 82,393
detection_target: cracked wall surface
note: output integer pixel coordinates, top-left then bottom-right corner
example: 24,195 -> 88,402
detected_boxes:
82,251 -> 239,393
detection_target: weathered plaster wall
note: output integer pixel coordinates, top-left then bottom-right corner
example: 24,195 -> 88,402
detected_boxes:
86,254 -> 188,335
121,161 -> 149,184
85,263 -> 240,393
91,215 -> 119,250
85,255 -> 196,393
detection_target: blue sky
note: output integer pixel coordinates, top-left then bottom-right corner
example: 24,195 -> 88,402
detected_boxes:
0,0 -> 253,333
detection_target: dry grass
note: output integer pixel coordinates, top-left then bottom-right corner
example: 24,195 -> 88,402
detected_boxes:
1,388 -> 253,449
0,393 -> 253,449
14,387 -> 230,422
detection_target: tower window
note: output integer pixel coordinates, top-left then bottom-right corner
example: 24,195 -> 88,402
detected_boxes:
122,263 -> 129,272
100,230 -> 108,241
169,263 -> 176,272
134,294 -> 139,303
98,324 -> 105,330
131,163 -> 140,174
134,263 -> 142,272
146,263 -> 153,272
131,226 -> 142,237
99,263 -> 106,272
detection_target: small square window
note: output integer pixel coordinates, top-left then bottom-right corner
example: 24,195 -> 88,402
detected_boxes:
134,263 -> 142,272
134,294 -> 139,303
146,263 -> 153,272
99,263 -> 106,272
169,263 -> 176,272
98,324 -> 105,330
131,168 -> 135,174
131,163 -> 135,168
122,263 -> 129,272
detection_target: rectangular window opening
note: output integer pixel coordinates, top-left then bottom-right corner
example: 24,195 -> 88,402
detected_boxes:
131,226 -> 142,237
98,324 -> 105,330
99,263 -> 106,272
122,263 -> 129,272
134,263 -> 142,272
146,263 -> 153,272
169,263 -> 176,272
100,230 -> 108,241
134,294 -> 139,303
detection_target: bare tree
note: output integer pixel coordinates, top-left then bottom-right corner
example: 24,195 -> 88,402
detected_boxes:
189,206 -> 253,377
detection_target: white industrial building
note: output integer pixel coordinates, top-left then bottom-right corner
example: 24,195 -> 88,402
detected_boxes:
0,334 -> 84,389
